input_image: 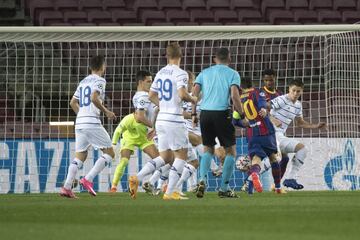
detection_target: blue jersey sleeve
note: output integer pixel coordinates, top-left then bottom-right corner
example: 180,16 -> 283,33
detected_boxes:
194,71 -> 203,86
231,71 -> 240,87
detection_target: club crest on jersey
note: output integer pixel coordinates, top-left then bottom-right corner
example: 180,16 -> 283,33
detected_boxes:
324,139 -> 359,190
97,84 -> 103,89
259,92 -> 265,97
140,100 -> 145,106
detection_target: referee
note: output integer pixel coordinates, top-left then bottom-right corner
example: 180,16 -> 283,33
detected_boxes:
192,48 -> 243,198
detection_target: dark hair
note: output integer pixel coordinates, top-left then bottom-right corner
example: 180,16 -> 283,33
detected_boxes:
241,76 -> 253,89
289,79 -> 304,88
136,70 -> 152,83
262,69 -> 275,76
90,55 -> 105,71
216,48 -> 230,62
166,42 -> 182,59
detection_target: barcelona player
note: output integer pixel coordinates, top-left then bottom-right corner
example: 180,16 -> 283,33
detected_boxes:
233,77 -> 282,193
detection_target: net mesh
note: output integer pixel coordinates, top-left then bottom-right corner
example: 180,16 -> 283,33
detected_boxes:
0,26 -> 359,193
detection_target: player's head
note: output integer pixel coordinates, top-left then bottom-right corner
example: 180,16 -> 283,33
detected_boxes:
136,70 -> 152,92
90,55 -> 106,75
262,69 -> 276,90
214,48 -> 231,64
240,76 -> 253,89
166,42 -> 182,62
288,79 -> 304,101
186,70 -> 195,92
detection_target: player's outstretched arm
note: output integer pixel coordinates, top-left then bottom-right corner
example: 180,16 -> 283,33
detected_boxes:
70,97 -> 80,114
91,91 -> 116,120
295,117 -> 327,130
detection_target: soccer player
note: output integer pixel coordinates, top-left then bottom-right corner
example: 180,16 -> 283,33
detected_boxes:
233,77 -> 282,193
109,70 -> 162,193
142,42 -> 197,200
192,47 -> 244,198
270,79 -> 327,189
241,69 -> 284,193
60,55 -> 116,198
261,69 -> 282,101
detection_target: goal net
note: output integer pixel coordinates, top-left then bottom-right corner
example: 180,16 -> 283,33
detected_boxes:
0,25 -> 359,193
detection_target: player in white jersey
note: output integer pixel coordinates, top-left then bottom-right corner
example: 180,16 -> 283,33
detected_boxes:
110,70 -> 164,194
131,42 -> 197,200
60,55 -> 116,198
270,79 -> 327,189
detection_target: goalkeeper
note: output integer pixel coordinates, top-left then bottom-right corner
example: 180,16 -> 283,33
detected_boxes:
109,71 -> 161,193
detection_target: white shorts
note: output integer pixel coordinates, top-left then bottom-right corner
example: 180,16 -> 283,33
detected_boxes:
187,142 -> 198,162
75,127 -> 112,152
276,132 -> 300,154
156,121 -> 189,152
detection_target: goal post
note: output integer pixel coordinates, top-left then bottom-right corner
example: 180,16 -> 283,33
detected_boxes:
0,25 -> 359,193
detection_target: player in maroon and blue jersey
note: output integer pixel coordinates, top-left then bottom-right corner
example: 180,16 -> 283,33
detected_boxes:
233,77 -> 282,193
261,69 -> 282,102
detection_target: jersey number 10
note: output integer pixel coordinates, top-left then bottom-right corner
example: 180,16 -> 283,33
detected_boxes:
243,99 -> 258,120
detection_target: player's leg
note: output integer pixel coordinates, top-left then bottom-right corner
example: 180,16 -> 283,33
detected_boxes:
138,143 -> 164,182
80,127 -> 114,196
248,154 -> 263,193
163,123 -> 189,200
216,110 -> 238,198
140,143 -> 166,194
110,148 -> 132,192
213,145 -> 225,177
198,111 -> 217,188
175,144 -> 199,194
283,142 -> 306,190
60,129 -> 89,198
164,148 -> 188,200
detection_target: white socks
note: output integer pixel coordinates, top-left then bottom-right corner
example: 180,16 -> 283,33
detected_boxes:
176,163 -> 196,191
165,158 -> 186,195
148,169 -> 161,186
288,147 -> 307,179
64,158 -> 83,190
137,156 -> 165,181
260,157 -> 271,174
85,153 -> 112,182
195,144 -> 204,156
210,158 -> 219,171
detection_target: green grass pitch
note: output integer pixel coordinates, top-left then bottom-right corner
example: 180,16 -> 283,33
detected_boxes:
0,191 -> 359,240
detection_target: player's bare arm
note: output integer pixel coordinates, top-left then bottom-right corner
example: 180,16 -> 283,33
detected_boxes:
70,97 -> 80,114
91,91 -> 116,120
231,85 -> 243,115
149,90 -> 159,107
294,116 -> 327,130
269,115 -> 282,127
179,87 -> 197,104
134,110 -> 153,128
191,83 -> 201,126
147,107 -> 159,140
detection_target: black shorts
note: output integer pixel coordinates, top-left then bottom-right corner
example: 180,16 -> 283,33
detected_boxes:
200,110 -> 236,148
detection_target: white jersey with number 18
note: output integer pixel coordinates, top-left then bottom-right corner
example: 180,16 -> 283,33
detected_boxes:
73,74 -> 106,129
